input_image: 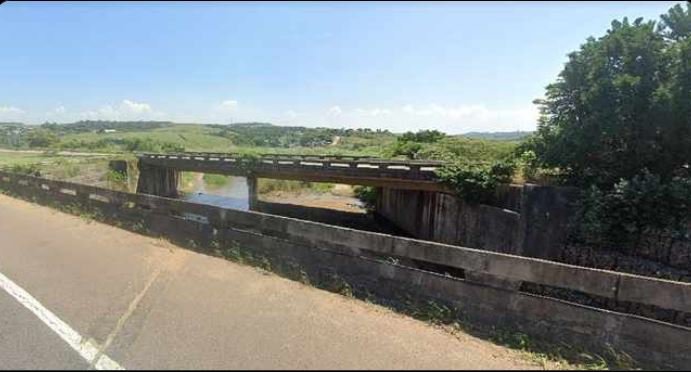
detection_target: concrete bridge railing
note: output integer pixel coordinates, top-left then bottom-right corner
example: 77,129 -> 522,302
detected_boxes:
136,152 -> 451,193
1,170 -> 690,369
2,170 -> 689,314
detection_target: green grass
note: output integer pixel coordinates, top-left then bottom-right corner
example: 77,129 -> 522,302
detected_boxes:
0,152 -> 60,167
0,152 -> 120,189
202,173 -> 230,188
57,124 -> 388,156
2,123 -> 526,199
55,124 -> 392,157
257,178 -> 335,195
60,124 -> 235,152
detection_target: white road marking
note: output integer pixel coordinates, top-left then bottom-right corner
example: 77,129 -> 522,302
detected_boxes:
0,271 -> 125,370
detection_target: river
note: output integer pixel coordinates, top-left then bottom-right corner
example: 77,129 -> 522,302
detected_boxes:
179,172 -> 250,210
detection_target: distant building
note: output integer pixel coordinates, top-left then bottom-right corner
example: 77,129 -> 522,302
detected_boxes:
102,129 -> 117,133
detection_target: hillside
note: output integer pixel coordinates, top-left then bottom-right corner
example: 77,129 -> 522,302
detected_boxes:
0,121 -> 523,162
462,131 -> 533,141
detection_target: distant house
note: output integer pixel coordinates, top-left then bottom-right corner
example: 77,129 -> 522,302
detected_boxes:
101,129 -> 117,133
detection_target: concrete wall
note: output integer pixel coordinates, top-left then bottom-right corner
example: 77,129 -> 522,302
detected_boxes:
378,185 -> 691,272
377,188 -> 523,255
377,185 -> 581,260
136,163 -> 179,198
254,200 -> 408,236
1,171 -> 690,369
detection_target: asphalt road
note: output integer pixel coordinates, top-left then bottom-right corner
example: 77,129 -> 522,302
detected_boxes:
0,194 -> 547,370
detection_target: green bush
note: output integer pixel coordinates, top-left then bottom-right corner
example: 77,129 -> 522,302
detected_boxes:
572,169 -> 691,251
435,160 -> 516,205
57,137 -> 185,153
353,186 -> 379,211
8,163 -> 42,176
257,179 -> 334,195
26,129 -> 59,148
202,174 -> 229,188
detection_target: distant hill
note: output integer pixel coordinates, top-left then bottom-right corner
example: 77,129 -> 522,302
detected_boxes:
462,131 -> 533,141
0,122 -> 25,127
42,120 -> 176,133
227,122 -> 275,128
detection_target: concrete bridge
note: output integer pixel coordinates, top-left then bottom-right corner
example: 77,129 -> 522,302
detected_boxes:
135,152 -> 450,205
0,193 -> 537,370
2,171 -> 690,369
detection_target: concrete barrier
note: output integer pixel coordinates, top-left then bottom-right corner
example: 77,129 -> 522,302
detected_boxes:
1,171 -> 689,369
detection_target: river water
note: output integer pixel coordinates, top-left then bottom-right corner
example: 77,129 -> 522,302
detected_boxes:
179,172 -> 250,210
174,172 -> 400,235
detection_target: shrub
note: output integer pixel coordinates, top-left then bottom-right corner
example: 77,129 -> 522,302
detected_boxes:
26,129 -> 59,148
435,160 -> 516,205
353,185 -> 379,211
571,169 -> 691,251
8,163 -> 42,176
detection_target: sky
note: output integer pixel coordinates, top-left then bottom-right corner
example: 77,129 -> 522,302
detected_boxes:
0,1 -> 683,134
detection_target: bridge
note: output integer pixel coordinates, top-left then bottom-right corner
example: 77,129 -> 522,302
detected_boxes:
135,152 -> 451,201
1,170 -> 689,369
0,193 -> 532,370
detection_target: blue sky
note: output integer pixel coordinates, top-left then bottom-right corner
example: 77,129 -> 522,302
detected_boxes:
0,1 -> 682,133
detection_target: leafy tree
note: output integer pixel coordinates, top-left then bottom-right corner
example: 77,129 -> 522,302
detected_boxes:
390,141 -> 424,159
390,130 -> 447,159
659,2 -> 691,41
523,4 -> 691,250
26,129 -> 59,148
525,6 -> 691,187
435,159 -> 516,204
399,130 -> 446,143
660,3 -> 691,178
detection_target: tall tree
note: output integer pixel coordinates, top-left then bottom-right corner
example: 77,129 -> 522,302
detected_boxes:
527,5 -> 691,187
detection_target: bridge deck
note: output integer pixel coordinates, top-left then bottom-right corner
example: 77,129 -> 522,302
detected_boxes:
0,194 -> 534,370
137,152 -> 452,192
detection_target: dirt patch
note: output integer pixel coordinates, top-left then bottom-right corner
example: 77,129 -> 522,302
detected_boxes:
261,190 -> 365,213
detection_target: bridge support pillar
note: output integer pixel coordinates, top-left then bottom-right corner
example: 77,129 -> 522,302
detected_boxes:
247,175 -> 258,210
136,162 -> 179,198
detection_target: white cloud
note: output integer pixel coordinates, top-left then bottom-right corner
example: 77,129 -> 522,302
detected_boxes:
217,99 -> 239,112
44,105 -> 67,120
327,105 -> 342,116
355,107 -> 392,117
0,106 -> 24,114
401,104 -> 490,119
0,106 -> 25,121
78,99 -> 163,121
6,99 -> 539,134
121,99 -> 151,114
393,103 -> 538,133
311,103 -> 539,133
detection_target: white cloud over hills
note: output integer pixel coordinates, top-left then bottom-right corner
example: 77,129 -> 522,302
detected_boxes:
6,99 -> 540,134
279,103 -> 540,134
